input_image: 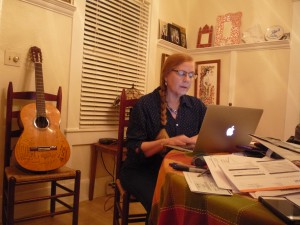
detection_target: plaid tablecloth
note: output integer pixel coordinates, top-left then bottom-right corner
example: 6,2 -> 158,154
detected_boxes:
148,150 -> 286,225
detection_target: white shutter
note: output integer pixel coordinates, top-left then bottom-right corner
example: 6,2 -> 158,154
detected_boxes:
80,0 -> 150,129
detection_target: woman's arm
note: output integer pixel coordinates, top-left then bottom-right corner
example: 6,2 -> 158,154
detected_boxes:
141,134 -> 195,157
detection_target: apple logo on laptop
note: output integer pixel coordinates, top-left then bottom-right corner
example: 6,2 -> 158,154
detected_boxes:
226,126 -> 235,136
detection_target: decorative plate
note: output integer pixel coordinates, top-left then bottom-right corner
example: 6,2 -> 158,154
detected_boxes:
265,26 -> 284,41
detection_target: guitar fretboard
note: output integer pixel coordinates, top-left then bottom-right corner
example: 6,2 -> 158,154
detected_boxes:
34,63 -> 46,118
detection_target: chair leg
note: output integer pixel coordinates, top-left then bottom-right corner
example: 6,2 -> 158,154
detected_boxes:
121,193 -> 130,225
113,187 -> 120,225
2,177 -> 7,225
50,180 -> 56,215
7,177 -> 16,225
72,170 -> 81,225
2,176 -> 8,225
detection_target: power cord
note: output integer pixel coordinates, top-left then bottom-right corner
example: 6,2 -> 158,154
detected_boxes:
100,151 -> 116,211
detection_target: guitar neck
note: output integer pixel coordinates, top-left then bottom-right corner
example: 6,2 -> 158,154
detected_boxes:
34,63 -> 46,117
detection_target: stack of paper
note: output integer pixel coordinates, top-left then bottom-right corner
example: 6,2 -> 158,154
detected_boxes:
183,172 -> 232,196
218,157 -> 300,192
250,134 -> 300,163
183,135 -> 300,198
183,154 -> 300,200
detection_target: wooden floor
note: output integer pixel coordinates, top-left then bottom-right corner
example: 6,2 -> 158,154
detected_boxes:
17,195 -> 146,225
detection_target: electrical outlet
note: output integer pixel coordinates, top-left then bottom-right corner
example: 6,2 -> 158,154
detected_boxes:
4,50 -> 21,67
106,181 -> 115,196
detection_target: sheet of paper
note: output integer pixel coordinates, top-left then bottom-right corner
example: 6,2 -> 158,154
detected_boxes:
218,157 -> 300,192
249,189 -> 300,199
203,155 -> 246,191
286,193 -> 300,207
251,135 -> 300,162
183,172 -> 232,196
250,134 -> 300,153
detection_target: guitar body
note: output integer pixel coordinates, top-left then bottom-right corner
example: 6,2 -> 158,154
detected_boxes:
15,103 -> 70,171
14,46 -> 70,172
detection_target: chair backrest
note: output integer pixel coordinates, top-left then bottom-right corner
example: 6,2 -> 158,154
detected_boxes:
4,81 -> 62,168
115,89 -> 139,179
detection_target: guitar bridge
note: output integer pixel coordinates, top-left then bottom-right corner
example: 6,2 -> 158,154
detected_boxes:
30,146 -> 57,151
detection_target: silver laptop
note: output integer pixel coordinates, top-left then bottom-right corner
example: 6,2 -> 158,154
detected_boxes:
166,105 -> 263,154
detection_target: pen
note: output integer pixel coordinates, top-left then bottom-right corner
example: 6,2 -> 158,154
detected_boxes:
197,169 -> 210,177
170,163 -> 206,173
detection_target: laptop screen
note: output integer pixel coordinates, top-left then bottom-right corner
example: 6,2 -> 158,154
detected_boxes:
194,105 -> 263,154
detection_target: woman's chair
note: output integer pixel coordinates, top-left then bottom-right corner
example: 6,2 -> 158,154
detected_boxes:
113,89 -> 147,225
2,82 -> 81,225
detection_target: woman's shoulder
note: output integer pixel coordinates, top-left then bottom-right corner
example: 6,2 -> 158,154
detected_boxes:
131,88 -> 161,114
137,87 -> 160,104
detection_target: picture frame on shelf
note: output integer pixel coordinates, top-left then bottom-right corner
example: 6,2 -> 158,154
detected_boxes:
159,20 -> 168,40
214,12 -> 242,46
195,60 -> 220,105
180,33 -> 187,48
172,23 -> 187,48
197,25 -> 213,48
167,24 -> 181,46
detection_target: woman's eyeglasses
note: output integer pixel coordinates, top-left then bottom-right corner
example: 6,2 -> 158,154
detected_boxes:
172,69 -> 198,79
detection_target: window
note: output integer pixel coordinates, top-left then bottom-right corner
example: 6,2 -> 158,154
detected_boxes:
80,0 -> 150,129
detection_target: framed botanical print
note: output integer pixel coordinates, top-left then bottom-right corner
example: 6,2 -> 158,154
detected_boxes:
195,60 -> 221,105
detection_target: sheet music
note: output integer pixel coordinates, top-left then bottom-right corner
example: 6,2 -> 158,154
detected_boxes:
183,172 -> 232,196
203,155 -> 245,191
218,157 -> 300,192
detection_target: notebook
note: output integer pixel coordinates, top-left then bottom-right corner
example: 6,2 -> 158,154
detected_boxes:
166,105 -> 263,154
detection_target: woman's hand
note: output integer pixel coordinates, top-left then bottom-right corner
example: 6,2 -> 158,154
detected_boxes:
140,134 -> 196,157
165,134 -> 195,146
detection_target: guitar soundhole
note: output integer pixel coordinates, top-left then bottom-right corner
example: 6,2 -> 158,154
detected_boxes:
35,116 -> 49,128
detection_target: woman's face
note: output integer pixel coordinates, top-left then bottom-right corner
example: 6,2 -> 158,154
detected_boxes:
165,61 -> 194,98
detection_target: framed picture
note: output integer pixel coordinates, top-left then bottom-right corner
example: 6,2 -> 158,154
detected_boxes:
167,24 -> 181,46
161,53 -> 169,72
214,12 -> 242,46
197,24 -> 213,48
195,60 -> 221,105
172,23 -> 187,48
181,33 -> 187,48
160,53 -> 169,85
159,20 -> 168,40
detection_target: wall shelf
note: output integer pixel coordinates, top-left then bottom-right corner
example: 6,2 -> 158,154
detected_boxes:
157,39 -> 290,55
20,0 -> 76,17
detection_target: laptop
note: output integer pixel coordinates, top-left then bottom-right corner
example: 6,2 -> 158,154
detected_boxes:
166,105 -> 263,154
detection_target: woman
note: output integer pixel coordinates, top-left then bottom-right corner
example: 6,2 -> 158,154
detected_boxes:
120,53 -> 207,222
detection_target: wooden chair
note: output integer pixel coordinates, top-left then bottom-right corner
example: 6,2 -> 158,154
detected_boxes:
2,82 -> 81,225
113,89 -> 147,225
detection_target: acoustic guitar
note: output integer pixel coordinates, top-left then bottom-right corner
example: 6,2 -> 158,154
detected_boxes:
14,46 -> 70,172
